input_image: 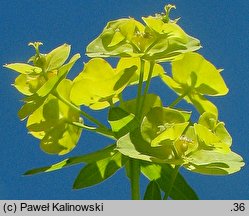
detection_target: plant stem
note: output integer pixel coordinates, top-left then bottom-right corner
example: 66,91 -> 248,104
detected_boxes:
130,159 -> 140,200
70,121 -> 116,140
163,165 -> 180,200
139,61 -> 155,120
169,93 -> 187,108
53,91 -> 108,130
135,59 -> 145,117
129,58 -> 147,200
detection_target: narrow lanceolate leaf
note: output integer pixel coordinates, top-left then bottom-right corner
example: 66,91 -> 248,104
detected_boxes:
143,180 -> 162,200
141,163 -> 198,200
24,144 -> 116,175
73,151 -> 127,189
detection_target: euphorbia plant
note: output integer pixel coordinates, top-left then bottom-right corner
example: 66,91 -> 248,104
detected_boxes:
3,5 -> 244,200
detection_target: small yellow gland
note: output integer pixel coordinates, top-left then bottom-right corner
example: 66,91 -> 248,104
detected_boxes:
175,135 -> 192,156
132,31 -> 153,52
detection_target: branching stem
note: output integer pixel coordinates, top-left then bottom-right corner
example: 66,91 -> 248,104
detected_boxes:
53,91 -> 113,135
169,92 -> 187,108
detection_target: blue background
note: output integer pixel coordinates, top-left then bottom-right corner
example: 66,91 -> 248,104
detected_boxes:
0,0 -> 248,199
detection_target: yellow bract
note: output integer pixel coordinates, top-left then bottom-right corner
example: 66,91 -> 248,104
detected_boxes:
27,79 -> 82,155
86,15 -> 201,62
70,58 -> 137,110
160,52 -> 229,116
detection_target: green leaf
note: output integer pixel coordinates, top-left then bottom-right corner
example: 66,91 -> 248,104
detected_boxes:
117,128 -> 184,164
108,107 -> 139,138
184,150 -> 244,175
143,180 -> 162,200
73,151 -> 127,189
44,43 -> 71,71
70,58 -> 137,110
24,144 -> 116,175
141,163 -> 198,200
4,63 -> 42,74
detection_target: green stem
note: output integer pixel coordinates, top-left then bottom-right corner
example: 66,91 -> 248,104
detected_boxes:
169,93 -> 187,108
163,165 -> 180,200
130,159 -> 140,200
69,121 -> 97,131
70,121 -> 116,140
135,59 -> 145,117
129,58 -> 147,200
139,61 -> 155,120
53,91 -> 108,130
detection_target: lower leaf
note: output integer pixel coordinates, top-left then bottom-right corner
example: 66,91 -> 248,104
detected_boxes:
141,162 -> 198,200
143,180 -> 162,200
73,151 -> 127,189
